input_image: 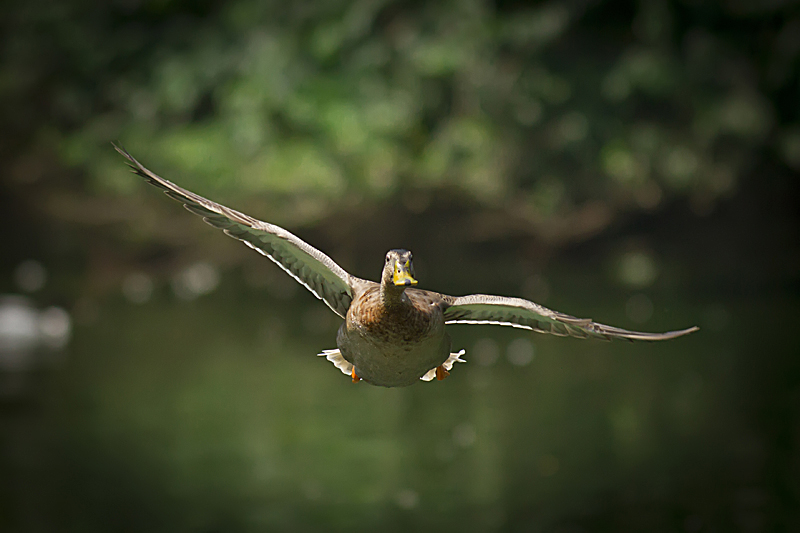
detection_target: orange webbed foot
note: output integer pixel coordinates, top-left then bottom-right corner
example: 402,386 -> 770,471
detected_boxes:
351,367 -> 361,383
435,365 -> 450,381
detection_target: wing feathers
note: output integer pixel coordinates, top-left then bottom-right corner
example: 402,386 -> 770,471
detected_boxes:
114,143 -> 356,318
442,294 -> 697,341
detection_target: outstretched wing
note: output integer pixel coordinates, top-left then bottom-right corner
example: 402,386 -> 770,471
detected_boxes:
441,293 -> 698,341
115,144 -> 357,318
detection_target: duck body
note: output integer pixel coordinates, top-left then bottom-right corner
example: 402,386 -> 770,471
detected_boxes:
338,285 -> 451,387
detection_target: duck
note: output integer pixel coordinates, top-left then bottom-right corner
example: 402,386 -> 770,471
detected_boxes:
114,144 -> 698,387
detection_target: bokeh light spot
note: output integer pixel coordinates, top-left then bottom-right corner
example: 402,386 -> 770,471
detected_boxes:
617,250 -> 658,288
14,260 -> 46,293
122,272 -> 154,304
506,338 -> 535,367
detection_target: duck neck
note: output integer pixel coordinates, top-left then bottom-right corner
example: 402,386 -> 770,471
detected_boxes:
380,283 -> 409,311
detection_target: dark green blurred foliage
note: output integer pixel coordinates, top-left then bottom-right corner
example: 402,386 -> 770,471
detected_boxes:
3,0 -> 798,235
1,1 -> 799,532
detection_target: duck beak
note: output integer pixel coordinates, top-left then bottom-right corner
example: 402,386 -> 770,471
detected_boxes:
393,260 -> 418,286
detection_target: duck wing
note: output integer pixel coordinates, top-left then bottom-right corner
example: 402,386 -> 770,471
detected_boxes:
440,293 -> 698,341
115,144 -> 357,318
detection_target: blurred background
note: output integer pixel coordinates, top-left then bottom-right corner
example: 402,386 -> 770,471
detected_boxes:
1,0 -> 798,531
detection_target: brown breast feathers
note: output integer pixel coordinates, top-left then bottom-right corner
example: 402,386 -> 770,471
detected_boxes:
349,288 -> 438,344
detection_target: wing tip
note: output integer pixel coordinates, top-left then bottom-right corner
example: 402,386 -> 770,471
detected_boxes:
672,325 -> 700,338
111,141 -> 132,161
112,142 -> 150,178
625,325 -> 700,341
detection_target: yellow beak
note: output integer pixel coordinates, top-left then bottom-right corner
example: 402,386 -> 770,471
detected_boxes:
392,261 -> 417,286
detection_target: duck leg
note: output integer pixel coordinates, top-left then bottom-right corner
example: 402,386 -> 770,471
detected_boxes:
420,349 -> 467,382
351,367 -> 361,383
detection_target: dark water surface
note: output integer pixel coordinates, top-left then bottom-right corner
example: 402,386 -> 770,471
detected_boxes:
3,265 -> 795,532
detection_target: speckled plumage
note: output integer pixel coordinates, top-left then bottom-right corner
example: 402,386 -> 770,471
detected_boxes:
338,280 -> 451,386
116,144 -> 699,388
349,286 -> 440,344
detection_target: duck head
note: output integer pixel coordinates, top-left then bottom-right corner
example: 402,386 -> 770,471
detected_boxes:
382,249 -> 417,289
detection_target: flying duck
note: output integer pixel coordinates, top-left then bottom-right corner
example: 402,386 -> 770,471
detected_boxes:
114,145 -> 698,387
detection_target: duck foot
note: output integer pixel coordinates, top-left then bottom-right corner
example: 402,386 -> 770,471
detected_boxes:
351,367 -> 361,383
420,350 -> 467,382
